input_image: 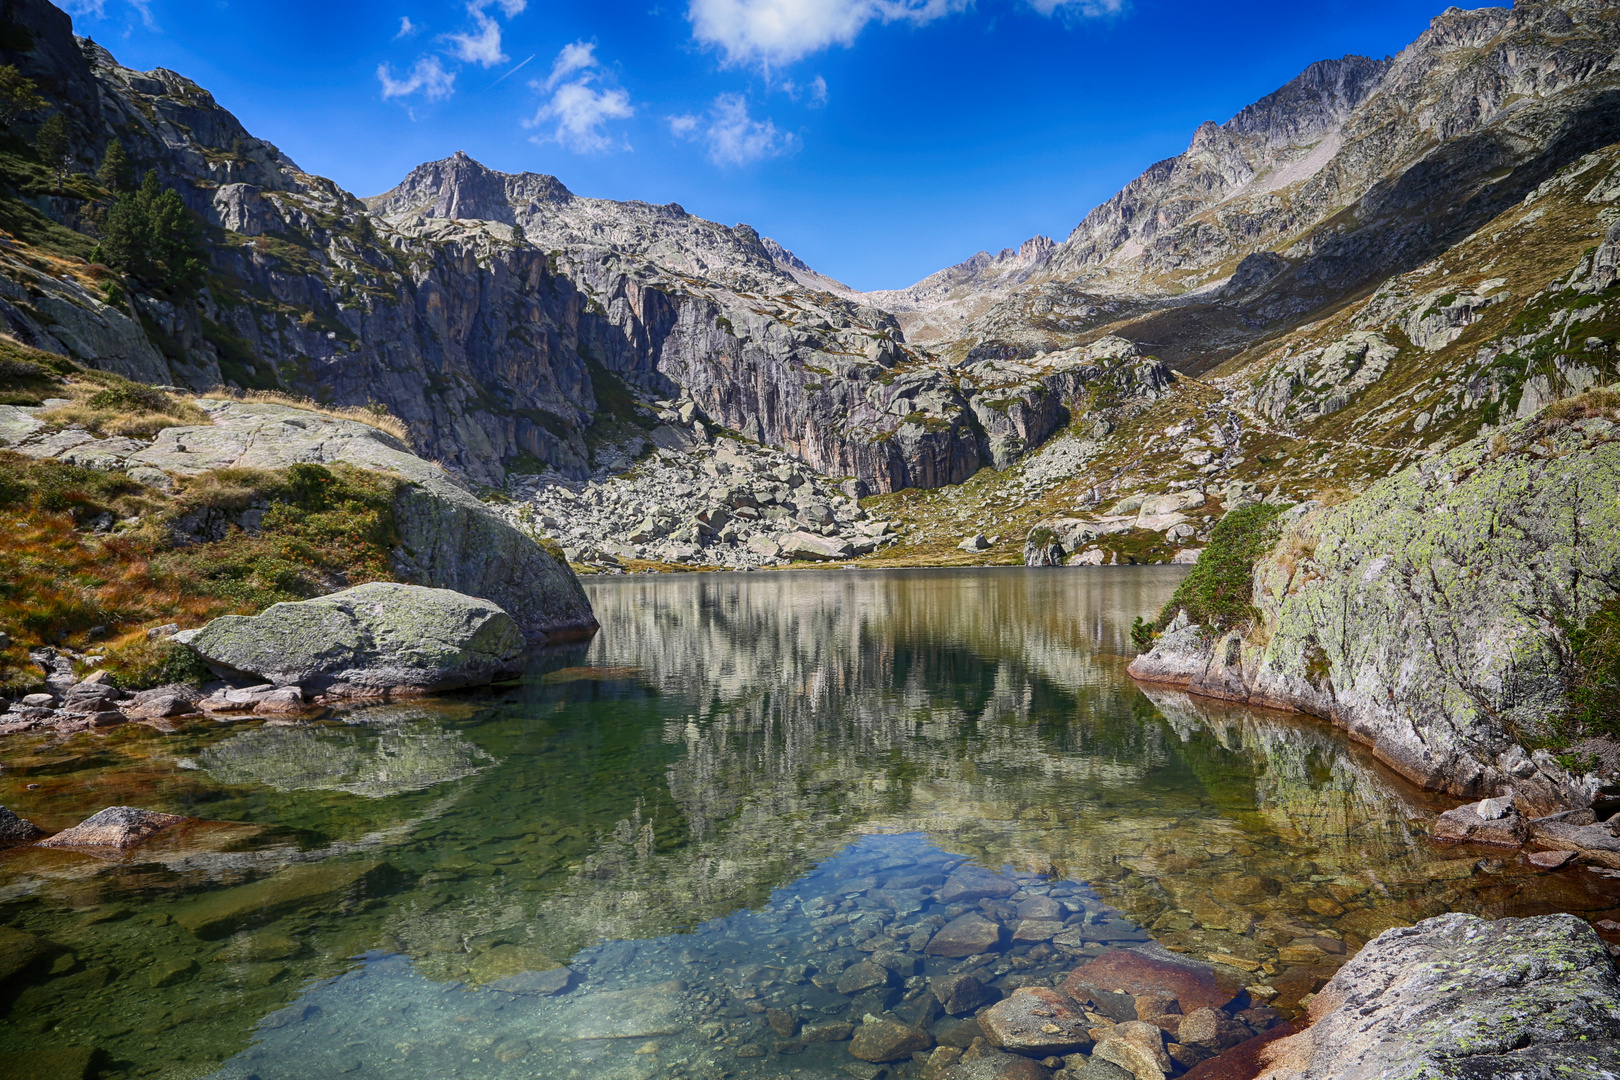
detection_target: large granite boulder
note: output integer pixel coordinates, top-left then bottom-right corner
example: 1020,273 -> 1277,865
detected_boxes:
1255,913 -> 1620,1079
128,401 -> 595,643
175,582 -> 523,693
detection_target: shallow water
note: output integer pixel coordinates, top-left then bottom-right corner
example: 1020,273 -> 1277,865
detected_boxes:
2,567 -> 1617,1080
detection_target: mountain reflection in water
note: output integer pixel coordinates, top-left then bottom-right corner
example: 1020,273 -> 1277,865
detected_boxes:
0,568 -> 1614,1080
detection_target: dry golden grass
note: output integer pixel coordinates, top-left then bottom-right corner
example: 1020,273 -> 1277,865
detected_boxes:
39,378 -> 212,438
200,388 -> 412,445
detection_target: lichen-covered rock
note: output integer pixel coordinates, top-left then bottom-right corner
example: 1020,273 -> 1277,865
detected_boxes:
1131,412 -> 1620,811
128,400 -> 595,643
176,582 -> 523,692
1255,913 -> 1620,1080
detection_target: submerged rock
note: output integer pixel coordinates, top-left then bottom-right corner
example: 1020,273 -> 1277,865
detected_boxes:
173,860 -> 400,938
1062,943 -> 1241,1015
176,582 -> 522,693
35,806 -> 188,849
1254,913 -> 1620,1079
926,912 -> 1004,957
849,1018 -> 933,1062
979,986 -> 1092,1055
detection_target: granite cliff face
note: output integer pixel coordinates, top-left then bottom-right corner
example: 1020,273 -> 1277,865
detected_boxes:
0,0 -> 1140,496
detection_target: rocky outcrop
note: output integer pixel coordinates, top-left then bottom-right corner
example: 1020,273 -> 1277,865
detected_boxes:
174,582 -> 523,694
1129,407 -> 1620,811
20,397 -> 597,643
1256,913 -> 1620,1079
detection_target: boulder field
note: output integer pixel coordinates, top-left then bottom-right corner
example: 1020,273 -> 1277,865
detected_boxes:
1129,406 -> 1620,817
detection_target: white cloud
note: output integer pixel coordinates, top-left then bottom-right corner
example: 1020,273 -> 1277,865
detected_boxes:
377,55 -> 456,101
474,0 -> 527,14
1027,0 -> 1124,15
671,93 -> 795,165
446,8 -> 507,67
525,42 -> 633,153
63,0 -> 156,29
396,15 -> 419,38
687,0 -> 965,67
542,41 -> 599,92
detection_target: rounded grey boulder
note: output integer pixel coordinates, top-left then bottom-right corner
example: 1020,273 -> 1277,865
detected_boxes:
175,582 -> 523,693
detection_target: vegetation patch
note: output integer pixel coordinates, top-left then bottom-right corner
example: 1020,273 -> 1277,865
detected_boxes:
1153,504 -> 1284,633
0,454 -> 404,694
37,369 -> 211,438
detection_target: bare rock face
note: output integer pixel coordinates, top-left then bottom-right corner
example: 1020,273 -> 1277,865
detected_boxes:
1255,913 -> 1620,1080
36,806 -> 188,848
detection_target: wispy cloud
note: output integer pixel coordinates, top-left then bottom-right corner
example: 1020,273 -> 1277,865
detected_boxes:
687,0 -> 966,68
525,42 -> 634,153
1027,0 -> 1125,16
62,0 -> 157,30
380,0 -> 524,104
670,93 -> 795,165
377,55 -> 456,101
781,75 -> 828,106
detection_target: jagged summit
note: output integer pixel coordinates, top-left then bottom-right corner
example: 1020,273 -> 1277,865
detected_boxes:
364,151 -> 574,225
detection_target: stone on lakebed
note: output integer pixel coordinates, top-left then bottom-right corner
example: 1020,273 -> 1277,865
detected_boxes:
979,986 -> 1092,1056
849,1018 -> 933,1062
175,581 -> 523,693
926,913 -> 1004,957
173,859 -> 401,938
1061,942 -> 1242,1015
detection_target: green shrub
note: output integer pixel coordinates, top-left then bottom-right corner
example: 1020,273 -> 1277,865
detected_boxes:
1154,504 -> 1284,632
1559,597 -> 1620,739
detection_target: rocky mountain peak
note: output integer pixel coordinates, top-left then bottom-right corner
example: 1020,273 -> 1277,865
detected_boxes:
365,152 -> 573,226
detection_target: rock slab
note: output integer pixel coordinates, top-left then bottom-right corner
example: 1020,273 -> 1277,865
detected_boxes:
1255,913 -> 1620,1079
176,581 -> 522,692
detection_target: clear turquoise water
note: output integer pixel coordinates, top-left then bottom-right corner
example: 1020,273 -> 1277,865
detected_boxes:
1,567 -> 1616,1080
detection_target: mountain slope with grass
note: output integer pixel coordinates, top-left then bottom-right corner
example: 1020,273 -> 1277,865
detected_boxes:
0,341 -> 593,697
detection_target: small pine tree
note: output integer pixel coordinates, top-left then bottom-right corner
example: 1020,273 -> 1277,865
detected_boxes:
34,112 -> 70,187
101,169 -> 207,296
97,138 -> 133,192
0,65 -> 43,127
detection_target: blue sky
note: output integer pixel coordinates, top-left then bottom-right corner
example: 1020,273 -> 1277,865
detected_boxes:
65,0 -> 1453,291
